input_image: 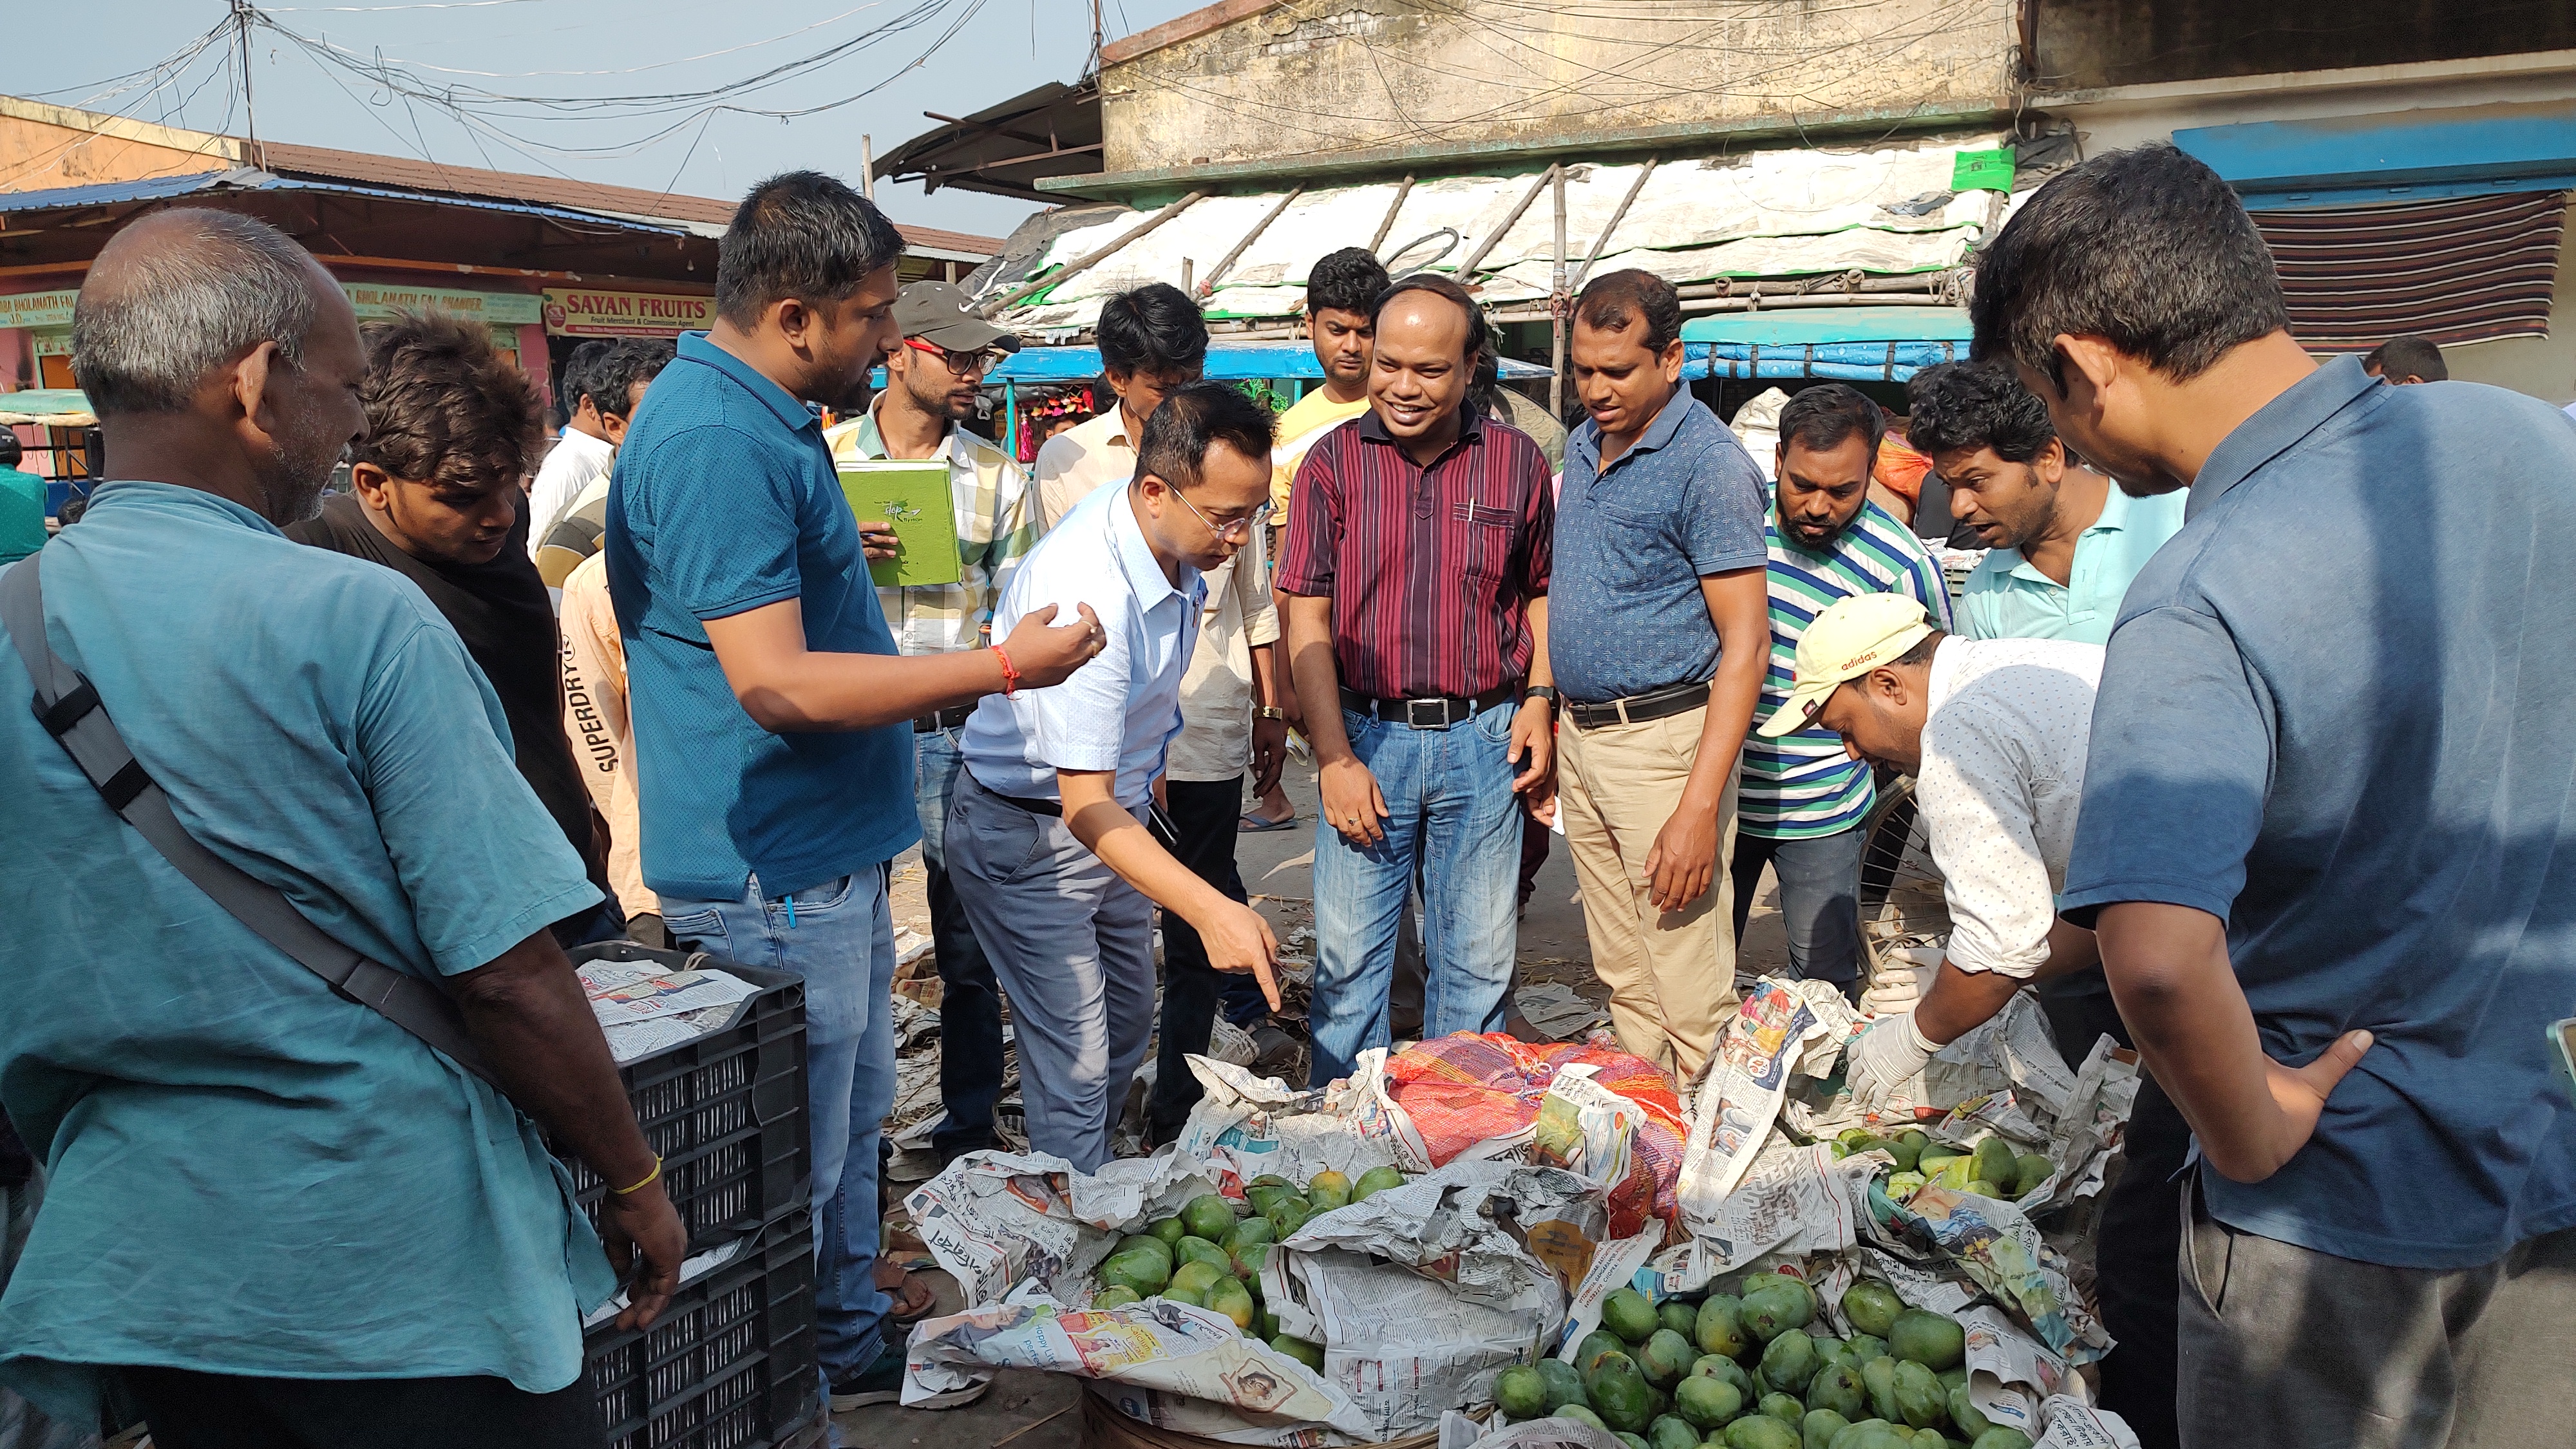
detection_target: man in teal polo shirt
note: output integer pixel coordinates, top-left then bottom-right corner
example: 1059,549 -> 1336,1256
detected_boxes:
1906,359 -> 2183,646
1,210 -> 683,1445
606,172 -> 1099,1409
0,435 -> 43,564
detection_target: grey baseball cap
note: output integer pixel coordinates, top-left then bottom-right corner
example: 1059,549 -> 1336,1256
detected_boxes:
895,281 -> 1021,354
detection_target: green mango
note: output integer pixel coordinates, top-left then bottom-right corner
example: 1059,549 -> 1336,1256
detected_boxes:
1306,1170 -> 1353,1211
1891,1361 -> 1947,1430
1093,1285 -> 1142,1309
1351,1165 -> 1406,1202
1602,1287 -> 1661,1345
1270,1334 -> 1325,1370
1804,1409 -> 1852,1449
1225,1215 -> 1276,1251
1616,1435 -> 1651,1449
1640,1328 -> 1699,1388
1181,1193 -> 1238,1241
1840,1280 -> 1905,1338
1935,1368 -> 1967,1394
1806,1361 -> 1868,1421
1267,1197 -> 1314,1238
1814,1336 -> 1852,1374
1496,1364 -> 1549,1420
1931,1155 -> 1975,1191
1760,1392 -> 1806,1425
1759,1330 -> 1821,1396
1259,1307 -> 1281,1340
2014,1155 -> 2054,1197
1915,1435 -> 1955,1449
1208,1275 -> 1256,1331
1164,1283 -> 1207,1308
1556,1405 -> 1609,1432
1844,1334 -> 1889,1365
1969,1139 -> 2017,1190
1115,1234 -> 1175,1271
1649,1414 -> 1703,1449
1886,1172 -> 1927,1200
1676,1373 -> 1744,1430
1740,1278 -> 1817,1343
1946,1385 -> 1992,1439
1244,1173 -> 1294,1192
1696,1294 -> 1752,1359
1889,1310 -> 1965,1372
1828,1421 -> 1893,1449
1916,1153 -> 1964,1181
1695,1352 -> 1757,1403
1837,1128 -> 1877,1148
1828,1142 -> 1852,1162
1245,1184 -> 1293,1217
1725,1414 -> 1803,1449
1860,1356 -> 1902,1423
1661,1299 -> 1702,1338
1539,1358 -> 1589,1412
1175,1236 -> 1231,1273
1969,1432 -> 2032,1449
1233,1241 -> 1273,1287
1098,1247 -> 1172,1297
1578,1329 -> 1630,1374
1965,1180 -> 2004,1199
1586,1351 -> 1655,1433
1170,1260 -> 1226,1297
1147,1216 -> 1187,1245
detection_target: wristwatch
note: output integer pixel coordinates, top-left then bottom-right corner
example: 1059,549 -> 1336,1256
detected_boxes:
1257,706 -> 1287,720
1523,685 -> 1558,710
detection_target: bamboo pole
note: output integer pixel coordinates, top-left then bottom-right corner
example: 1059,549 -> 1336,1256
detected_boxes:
979,190 -> 1209,316
1199,185 -> 1304,295
1367,175 -> 1416,255
1572,156 -> 1658,292
1549,165 -> 1569,421
1452,164 -> 1558,280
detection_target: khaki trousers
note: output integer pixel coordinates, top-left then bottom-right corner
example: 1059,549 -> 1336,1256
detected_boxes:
1556,703 -> 1737,1080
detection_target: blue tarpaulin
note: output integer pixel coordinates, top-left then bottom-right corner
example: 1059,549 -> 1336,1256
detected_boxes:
875,341 -> 1553,386
1680,305 -> 1972,382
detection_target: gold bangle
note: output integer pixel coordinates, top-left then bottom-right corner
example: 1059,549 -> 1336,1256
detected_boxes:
611,1155 -> 663,1196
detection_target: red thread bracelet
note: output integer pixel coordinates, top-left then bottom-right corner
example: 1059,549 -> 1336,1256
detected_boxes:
994,645 -> 1021,696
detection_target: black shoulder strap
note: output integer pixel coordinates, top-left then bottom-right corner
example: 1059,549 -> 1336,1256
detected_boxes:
0,554 -> 505,1090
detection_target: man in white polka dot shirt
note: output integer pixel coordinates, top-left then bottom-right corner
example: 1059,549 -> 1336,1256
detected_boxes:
1752,592 -> 2107,1098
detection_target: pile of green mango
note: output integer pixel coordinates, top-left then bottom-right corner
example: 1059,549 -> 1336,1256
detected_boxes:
1832,1131 -> 2052,1205
1490,1277 -> 2031,1449
1092,1166 -> 1406,1373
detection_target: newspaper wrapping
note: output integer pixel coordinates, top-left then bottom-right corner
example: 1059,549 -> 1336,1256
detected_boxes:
1674,980 -> 1859,1220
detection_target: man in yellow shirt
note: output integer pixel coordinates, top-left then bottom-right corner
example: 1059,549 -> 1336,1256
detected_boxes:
1245,247 -> 1388,830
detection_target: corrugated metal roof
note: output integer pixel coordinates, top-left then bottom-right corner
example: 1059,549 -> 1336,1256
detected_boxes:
2251,191 -> 2570,352
0,167 -> 687,232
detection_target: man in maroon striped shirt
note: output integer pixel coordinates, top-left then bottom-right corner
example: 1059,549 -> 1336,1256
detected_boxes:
1277,274 -> 1557,1090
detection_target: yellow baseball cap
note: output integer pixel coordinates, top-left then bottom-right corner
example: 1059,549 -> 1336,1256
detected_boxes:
1754,592 -> 1938,737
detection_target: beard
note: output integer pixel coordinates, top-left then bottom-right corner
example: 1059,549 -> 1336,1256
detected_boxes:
254,415 -> 344,526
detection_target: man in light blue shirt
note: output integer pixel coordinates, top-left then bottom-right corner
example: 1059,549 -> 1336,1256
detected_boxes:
950,383 -> 1282,1171
1908,359 -> 2184,647
0,210 -> 681,1445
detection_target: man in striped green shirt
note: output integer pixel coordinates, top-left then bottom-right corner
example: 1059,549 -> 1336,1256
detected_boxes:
1733,385 -> 1951,994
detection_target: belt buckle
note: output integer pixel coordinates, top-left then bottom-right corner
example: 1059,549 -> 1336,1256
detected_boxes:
1403,697 -> 1451,729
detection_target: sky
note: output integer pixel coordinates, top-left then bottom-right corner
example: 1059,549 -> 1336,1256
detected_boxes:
5,0 -> 1208,243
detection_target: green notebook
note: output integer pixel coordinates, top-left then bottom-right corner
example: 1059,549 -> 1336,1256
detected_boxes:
837,460 -> 961,588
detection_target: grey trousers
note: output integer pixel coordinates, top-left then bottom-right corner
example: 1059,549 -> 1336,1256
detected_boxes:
945,772 -> 1156,1175
2178,1175 -> 2576,1449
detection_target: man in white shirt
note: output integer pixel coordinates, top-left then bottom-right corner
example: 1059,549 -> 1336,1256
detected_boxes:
948,383 -> 1282,1171
1036,283 -> 1205,529
822,280 -> 1037,1168
528,339 -> 667,564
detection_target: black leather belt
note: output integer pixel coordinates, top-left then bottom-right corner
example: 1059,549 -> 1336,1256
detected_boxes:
1339,683 -> 1519,729
914,704 -> 975,733
1564,680 -> 1710,731
968,772 -> 1063,817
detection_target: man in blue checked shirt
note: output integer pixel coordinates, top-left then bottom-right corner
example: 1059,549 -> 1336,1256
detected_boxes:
1734,384 -> 1951,998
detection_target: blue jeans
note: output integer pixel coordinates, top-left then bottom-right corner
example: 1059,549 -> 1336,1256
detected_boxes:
915,729 -> 1003,1162
1729,825 -> 1866,992
1309,699 -> 1521,1088
659,866 -> 895,1384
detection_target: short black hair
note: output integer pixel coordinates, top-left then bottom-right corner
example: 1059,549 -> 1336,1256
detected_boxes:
1777,383 -> 1886,461
589,338 -> 676,420
1375,272 -> 1489,366
1970,142 -> 2287,390
0,431 -> 21,469
1893,627 -> 1946,669
1306,247 -> 1389,318
1097,282 -> 1208,378
354,310 -> 544,488
714,170 -> 906,329
2363,334 -> 2447,382
1573,268 -> 1682,354
559,339 -> 611,415
1134,380 -> 1276,491
1904,359 -> 2056,463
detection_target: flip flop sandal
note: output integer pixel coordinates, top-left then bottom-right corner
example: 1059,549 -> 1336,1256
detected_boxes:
1238,811 -> 1297,833
877,1264 -> 938,1324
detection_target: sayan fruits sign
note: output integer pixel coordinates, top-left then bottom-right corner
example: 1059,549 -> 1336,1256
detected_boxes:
544,288 -> 715,337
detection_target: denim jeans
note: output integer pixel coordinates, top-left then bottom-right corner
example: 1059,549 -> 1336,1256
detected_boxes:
1309,699 -> 1521,1088
1728,825 -> 1866,992
914,728 -> 1003,1162
1150,774 -> 1272,1141
659,866 -> 895,1384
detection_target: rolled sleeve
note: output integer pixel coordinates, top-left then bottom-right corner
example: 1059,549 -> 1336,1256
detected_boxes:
2058,603 -> 2273,927
1028,591 -> 1135,773
1275,446 -> 1340,597
358,625 -> 601,975
642,427 -> 805,622
1921,716 -> 2054,978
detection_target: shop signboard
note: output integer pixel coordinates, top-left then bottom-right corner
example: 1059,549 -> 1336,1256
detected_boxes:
3,290 -> 80,332
542,287 -> 715,337
340,282 -> 543,327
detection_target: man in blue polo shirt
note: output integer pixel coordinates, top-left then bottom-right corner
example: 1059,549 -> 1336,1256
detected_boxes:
1974,142 -> 2576,1448
607,171 -> 1100,1410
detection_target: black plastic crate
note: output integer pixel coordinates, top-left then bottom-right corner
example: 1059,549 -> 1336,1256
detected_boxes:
586,1211 -> 821,1449
562,942 -> 810,1253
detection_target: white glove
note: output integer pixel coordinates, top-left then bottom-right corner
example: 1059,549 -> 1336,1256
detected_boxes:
1846,1010 -> 1942,1110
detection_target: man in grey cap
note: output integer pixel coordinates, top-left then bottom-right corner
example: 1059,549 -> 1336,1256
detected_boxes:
824,280 -> 1033,1180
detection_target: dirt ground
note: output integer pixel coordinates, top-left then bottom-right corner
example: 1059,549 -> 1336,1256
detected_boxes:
838,761 -> 1794,1449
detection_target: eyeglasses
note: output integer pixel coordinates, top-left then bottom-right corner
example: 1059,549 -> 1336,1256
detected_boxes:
904,337 -> 1005,375
1169,489 -> 1273,542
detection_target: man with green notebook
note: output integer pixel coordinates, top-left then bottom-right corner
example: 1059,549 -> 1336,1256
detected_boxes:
824,280 -> 1037,1168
